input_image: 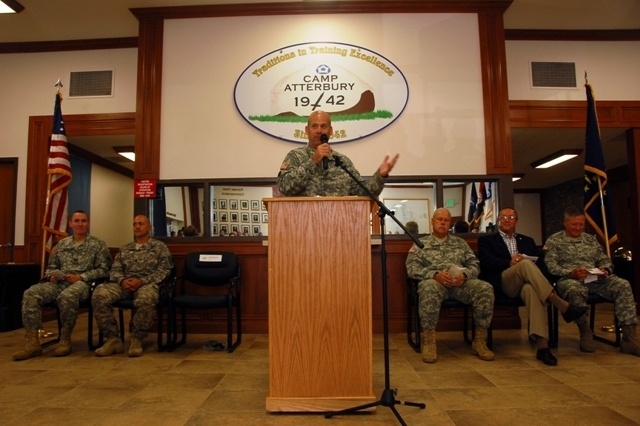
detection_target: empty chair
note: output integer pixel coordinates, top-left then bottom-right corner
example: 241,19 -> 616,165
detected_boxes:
169,252 -> 241,353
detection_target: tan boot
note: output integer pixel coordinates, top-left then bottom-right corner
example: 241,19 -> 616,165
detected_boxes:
54,328 -> 72,357
128,336 -> 143,357
577,320 -> 596,353
95,337 -> 124,357
12,329 -> 43,361
621,325 -> 640,357
421,330 -> 437,363
471,327 -> 495,361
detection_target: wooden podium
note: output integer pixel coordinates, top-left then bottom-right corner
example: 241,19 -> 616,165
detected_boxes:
264,197 -> 375,412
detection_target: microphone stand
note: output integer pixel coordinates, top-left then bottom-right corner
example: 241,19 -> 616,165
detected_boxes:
325,157 -> 425,425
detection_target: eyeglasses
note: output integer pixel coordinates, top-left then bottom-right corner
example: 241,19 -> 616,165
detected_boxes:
499,215 -> 517,221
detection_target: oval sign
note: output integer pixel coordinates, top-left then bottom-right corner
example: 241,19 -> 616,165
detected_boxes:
234,41 -> 409,144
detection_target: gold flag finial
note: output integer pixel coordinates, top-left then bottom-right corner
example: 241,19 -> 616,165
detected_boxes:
584,70 -> 588,85
54,79 -> 63,93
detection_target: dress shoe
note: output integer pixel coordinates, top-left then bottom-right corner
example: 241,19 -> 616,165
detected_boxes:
562,305 -> 587,323
536,348 -> 557,366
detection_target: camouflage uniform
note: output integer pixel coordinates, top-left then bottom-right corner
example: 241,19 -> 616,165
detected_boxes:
544,231 -> 637,326
21,235 -> 111,330
277,146 -> 386,196
406,234 -> 494,330
92,238 -> 172,339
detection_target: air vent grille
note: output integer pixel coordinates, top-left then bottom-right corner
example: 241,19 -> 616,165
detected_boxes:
69,70 -> 113,97
531,62 -> 576,88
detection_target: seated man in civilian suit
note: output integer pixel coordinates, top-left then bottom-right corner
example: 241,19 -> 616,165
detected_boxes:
13,210 -> 112,360
276,110 -> 399,197
406,207 -> 495,363
477,208 -> 586,366
92,214 -> 172,357
544,206 -> 640,356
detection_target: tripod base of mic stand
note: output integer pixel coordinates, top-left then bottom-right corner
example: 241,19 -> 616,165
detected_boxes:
325,388 -> 425,425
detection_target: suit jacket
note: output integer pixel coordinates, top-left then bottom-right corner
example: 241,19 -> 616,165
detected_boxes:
477,232 -> 540,291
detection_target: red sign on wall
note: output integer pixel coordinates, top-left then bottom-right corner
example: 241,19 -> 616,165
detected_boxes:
134,179 -> 157,198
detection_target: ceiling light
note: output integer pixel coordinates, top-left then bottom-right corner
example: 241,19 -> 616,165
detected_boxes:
113,146 -> 135,162
512,174 -> 524,182
0,0 -> 25,13
530,149 -> 582,169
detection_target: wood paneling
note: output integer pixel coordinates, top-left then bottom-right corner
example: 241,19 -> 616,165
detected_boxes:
510,101 -> 640,128
479,10 -> 512,174
505,29 -> 640,42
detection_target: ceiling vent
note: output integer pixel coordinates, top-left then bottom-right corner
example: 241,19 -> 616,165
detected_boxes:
69,70 -> 114,97
530,62 -> 576,88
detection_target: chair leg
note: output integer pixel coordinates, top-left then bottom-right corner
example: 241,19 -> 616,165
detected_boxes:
590,302 -> 620,347
463,306 -> 472,345
548,305 -> 558,349
40,304 -> 62,349
406,283 -> 420,353
118,309 -> 125,341
157,306 -> 165,352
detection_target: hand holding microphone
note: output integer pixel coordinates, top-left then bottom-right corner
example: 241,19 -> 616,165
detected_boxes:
320,133 -> 329,170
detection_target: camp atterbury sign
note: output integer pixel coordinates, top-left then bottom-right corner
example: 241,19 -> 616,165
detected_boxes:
234,41 -> 409,144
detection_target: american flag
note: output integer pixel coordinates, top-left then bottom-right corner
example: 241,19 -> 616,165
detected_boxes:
42,93 -> 72,253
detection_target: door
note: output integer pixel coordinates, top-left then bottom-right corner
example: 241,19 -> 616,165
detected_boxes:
0,159 -> 18,263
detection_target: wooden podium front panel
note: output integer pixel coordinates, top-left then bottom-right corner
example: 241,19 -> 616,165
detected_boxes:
265,197 -> 375,412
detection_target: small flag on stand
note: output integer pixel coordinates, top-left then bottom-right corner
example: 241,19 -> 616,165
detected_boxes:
467,182 -> 477,222
583,82 -> 617,255
42,88 -> 72,263
473,181 -> 486,223
484,182 -> 494,222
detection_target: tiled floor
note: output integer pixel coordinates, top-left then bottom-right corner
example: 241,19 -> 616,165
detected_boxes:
1,307 -> 639,425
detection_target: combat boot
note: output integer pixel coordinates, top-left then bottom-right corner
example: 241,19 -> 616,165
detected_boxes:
128,336 -> 143,357
12,329 -> 43,361
471,327 -> 495,361
54,328 -> 72,357
577,319 -> 596,353
620,325 -> 640,357
95,337 -> 124,357
421,330 -> 437,363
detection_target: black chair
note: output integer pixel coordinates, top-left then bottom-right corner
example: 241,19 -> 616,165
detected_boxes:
88,267 -> 176,352
407,277 -> 555,353
168,252 -> 241,353
41,279 -> 105,350
490,290 -> 556,349
549,292 -> 620,348
406,277 -> 472,353
108,267 -> 176,352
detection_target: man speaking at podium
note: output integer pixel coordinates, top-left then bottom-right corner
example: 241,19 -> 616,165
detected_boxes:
277,110 -> 399,196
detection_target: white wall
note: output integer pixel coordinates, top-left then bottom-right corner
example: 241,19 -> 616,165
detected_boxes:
0,48 -> 137,245
89,164 -> 134,248
506,40 -> 640,100
160,13 -> 486,179
3,21 -> 640,247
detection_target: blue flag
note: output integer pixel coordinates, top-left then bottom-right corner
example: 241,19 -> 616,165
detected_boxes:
467,182 -> 477,222
583,83 -> 617,252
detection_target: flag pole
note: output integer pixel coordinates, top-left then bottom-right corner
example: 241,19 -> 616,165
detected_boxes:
40,79 -> 65,275
596,176 -> 611,257
40,174 -> 53,276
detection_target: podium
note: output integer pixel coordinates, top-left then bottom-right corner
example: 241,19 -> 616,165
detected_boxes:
264,197 -> 375,412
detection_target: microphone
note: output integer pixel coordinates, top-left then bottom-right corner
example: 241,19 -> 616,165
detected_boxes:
320,133 -> 329,170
